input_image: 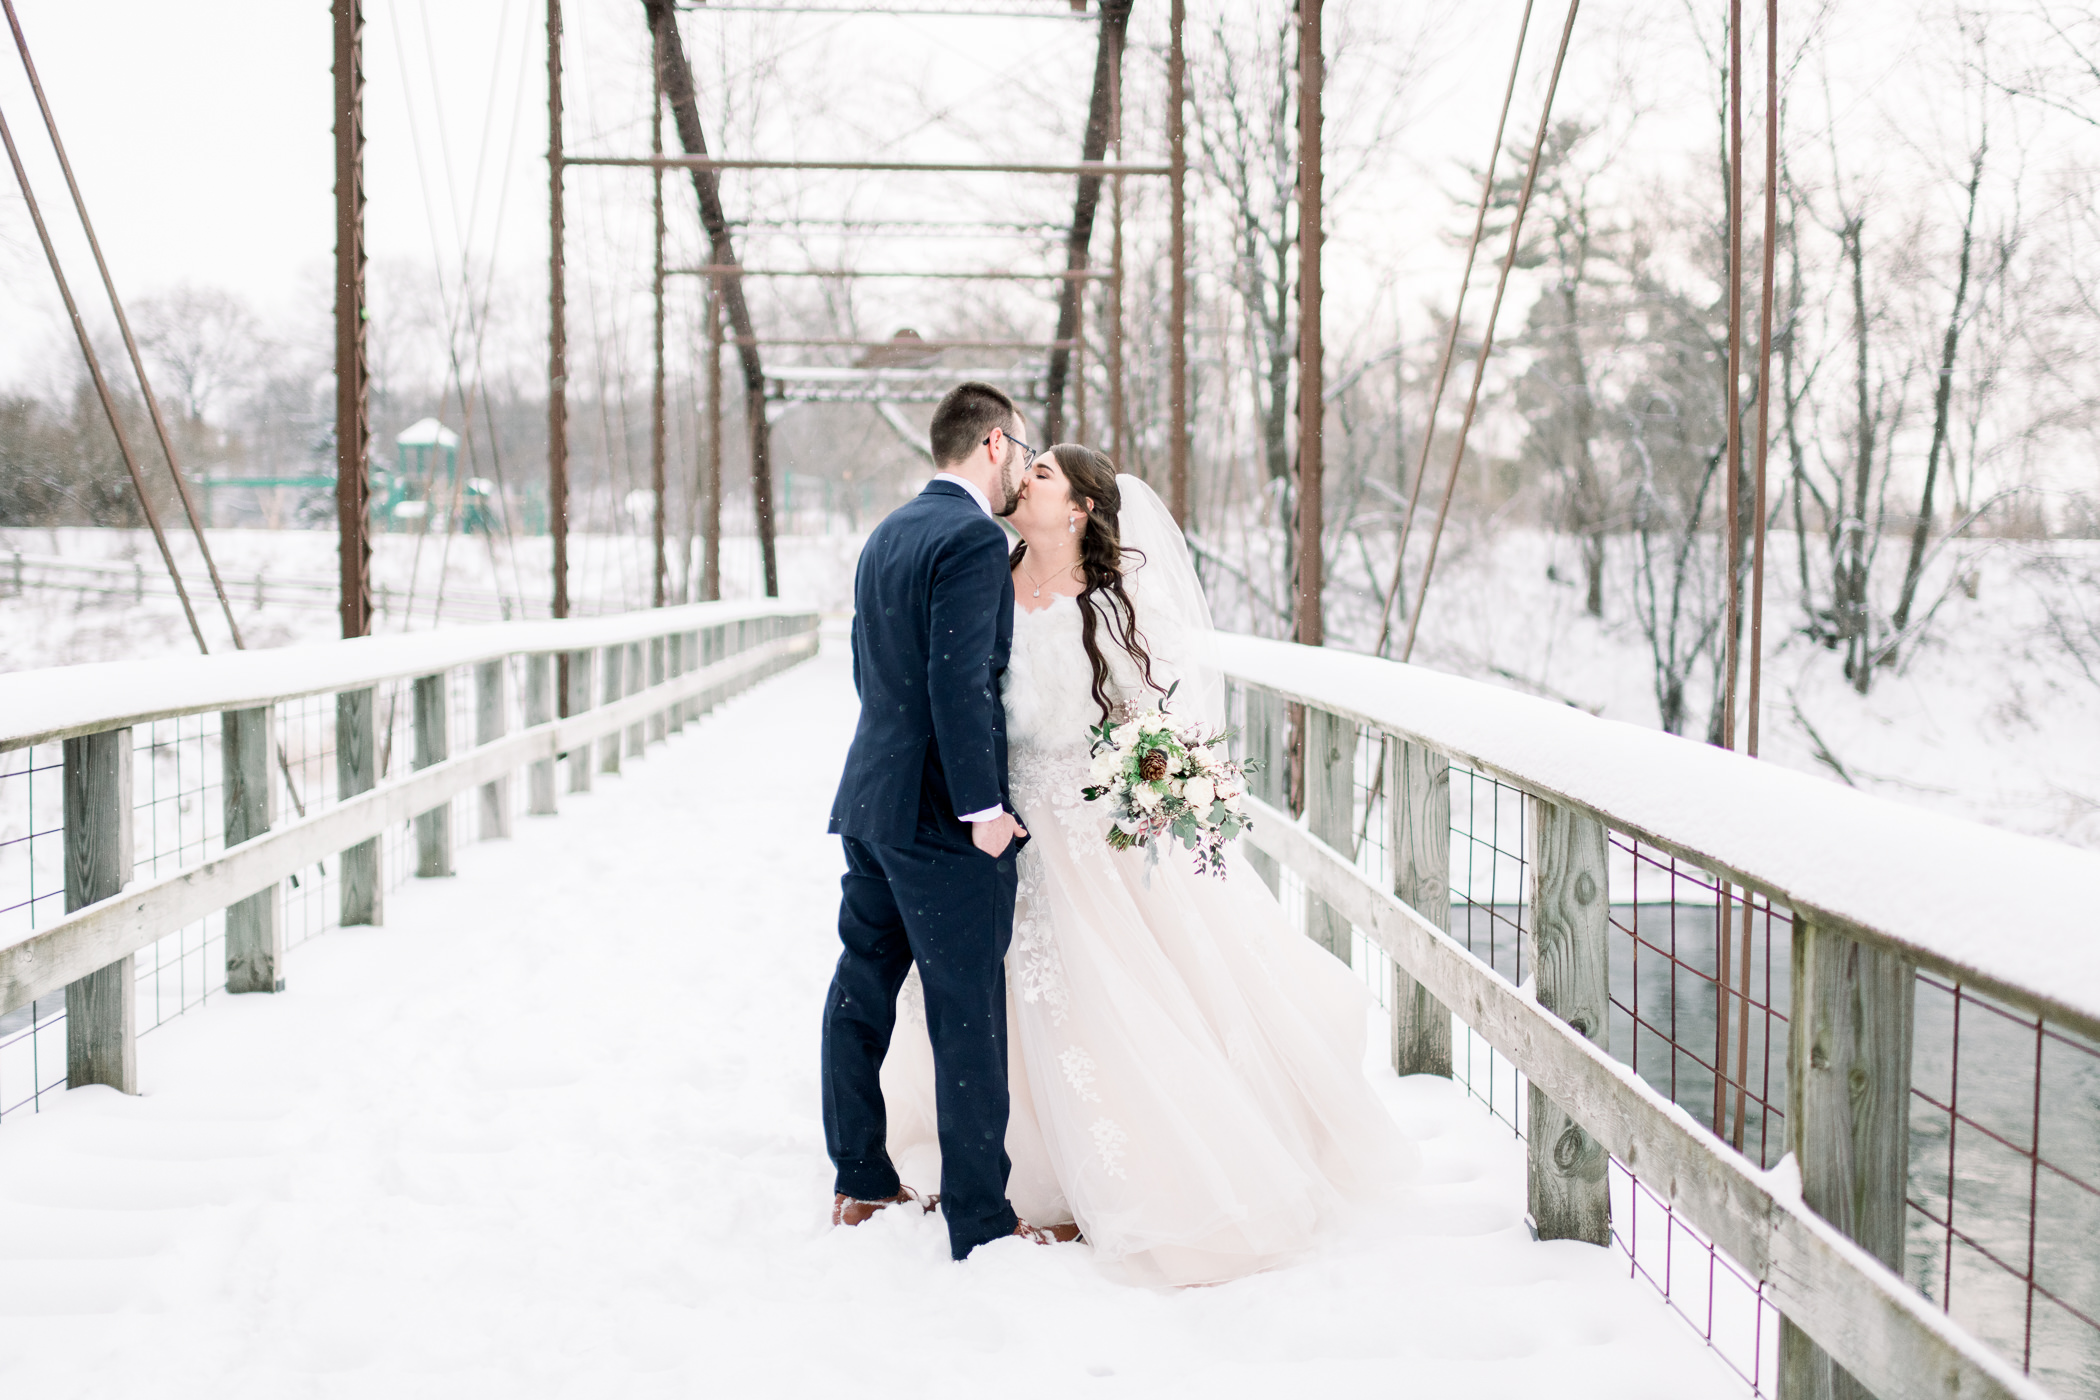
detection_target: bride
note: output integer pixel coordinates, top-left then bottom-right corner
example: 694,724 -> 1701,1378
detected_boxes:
882,444 -> 1417,1287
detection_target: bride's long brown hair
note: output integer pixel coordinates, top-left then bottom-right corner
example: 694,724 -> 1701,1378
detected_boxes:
1009,444 -> 1159,724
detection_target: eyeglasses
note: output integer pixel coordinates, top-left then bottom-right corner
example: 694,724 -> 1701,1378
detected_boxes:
983,427 -> 1037,469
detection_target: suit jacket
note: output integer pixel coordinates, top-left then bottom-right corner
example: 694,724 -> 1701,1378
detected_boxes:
829,479 -> 1017,848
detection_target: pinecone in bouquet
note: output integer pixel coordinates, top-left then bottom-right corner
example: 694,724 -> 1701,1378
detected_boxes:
1078,682 -> 1257,878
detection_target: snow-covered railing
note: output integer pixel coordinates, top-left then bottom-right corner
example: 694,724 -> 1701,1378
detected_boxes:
0,601 -> 819,1118
1220,634 -> 2099,1400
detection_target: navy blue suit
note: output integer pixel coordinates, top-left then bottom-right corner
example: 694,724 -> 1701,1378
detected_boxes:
824,479 -> 1022,1257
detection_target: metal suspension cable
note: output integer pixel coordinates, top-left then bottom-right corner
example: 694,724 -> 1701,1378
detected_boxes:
1399,0 -> 1582,664
1371,0 -> 1535,658
422,0 -> 532,622
0,94 -> 209,653
432,0 -> 544,622
3,0 -> 243,651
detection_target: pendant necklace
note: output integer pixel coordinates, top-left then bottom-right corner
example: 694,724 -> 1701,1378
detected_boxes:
1021,551 -> 1074,599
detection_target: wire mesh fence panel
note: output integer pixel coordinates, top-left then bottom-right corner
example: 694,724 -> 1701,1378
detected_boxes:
274,691 -> 341,951
131,714 -> 230,1034
1605,835 -> 1793,1171
1908,974 -> 2100,1395
0,742 -> 68,1121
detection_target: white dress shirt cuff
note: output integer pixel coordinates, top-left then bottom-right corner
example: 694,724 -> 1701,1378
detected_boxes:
959,805 -> 1005,823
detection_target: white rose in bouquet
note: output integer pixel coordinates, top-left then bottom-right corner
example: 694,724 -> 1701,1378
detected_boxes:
1183,775 -> 1216,811
1132,782 -> 1165,811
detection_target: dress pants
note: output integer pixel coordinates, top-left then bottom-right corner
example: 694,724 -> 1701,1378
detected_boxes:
822,830 -> 1020,1258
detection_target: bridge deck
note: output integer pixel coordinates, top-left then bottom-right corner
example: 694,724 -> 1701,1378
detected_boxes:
0,639 -> 1741,1397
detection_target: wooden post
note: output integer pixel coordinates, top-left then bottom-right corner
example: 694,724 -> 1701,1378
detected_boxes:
1302,706 -> 1353,965
1388,738 -> 1452,1076
1526,798 -> 1612,1245
63,728 -> 135,1093
221,707 -> 282,993
648,636 -> 667,743
413,673 -> 452,877
624,640 -> 645,757
1242,686 -> 1287,894
476,660 -> 511,839
1780,917 -> 1917,1400
526,653 -> 557,814
337,687 -> 382,924
684,629 -> 702,722
665,633 -> 684,734
599,645 -> 623,774
566,649 -> 594,793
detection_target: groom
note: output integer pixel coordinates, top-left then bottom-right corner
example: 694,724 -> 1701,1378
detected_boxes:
824,381 -> 1036,1259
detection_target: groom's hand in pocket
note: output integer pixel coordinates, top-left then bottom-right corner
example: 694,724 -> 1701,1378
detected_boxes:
969,811 -> 1027,859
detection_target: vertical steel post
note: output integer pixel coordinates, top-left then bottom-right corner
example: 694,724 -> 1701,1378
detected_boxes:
1722,0 -> 1746,753
1295,0 -> 1324,651
1108,17 -> 1126,469
548,0 -> 570,622
334,0 -> 372,642
1167,0 -> 1188,524
1748,0 -> 1778,760
650,20 -> 668,610
703,278 -> 723,602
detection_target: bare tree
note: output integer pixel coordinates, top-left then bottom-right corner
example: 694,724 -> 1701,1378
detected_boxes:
133,284 -> 266,423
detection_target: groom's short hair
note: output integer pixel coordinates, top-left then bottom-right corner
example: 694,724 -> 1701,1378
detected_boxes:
929,381 -> 1018,468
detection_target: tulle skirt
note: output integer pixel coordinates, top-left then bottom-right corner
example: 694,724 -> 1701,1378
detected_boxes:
881,743 -> 1417,1286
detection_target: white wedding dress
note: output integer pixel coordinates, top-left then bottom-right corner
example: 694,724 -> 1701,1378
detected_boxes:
880,479 -> 1416,1287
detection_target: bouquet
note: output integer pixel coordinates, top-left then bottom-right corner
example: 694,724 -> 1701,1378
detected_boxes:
1079,685 -> 1255,878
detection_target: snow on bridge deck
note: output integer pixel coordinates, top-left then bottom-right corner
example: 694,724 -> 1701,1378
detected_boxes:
0,636 -> 1741,1399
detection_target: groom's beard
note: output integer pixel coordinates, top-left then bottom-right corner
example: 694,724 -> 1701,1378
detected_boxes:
994,463 -> 1024,517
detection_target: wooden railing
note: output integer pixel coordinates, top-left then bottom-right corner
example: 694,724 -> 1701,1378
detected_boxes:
0,601 -> 820,1105
1219,633 -> 2100,1400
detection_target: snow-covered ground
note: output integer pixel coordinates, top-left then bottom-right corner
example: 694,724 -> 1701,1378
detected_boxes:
0,640 -> 1743,1399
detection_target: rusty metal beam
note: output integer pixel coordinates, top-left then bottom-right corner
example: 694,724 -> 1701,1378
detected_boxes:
1168,0 -> 1187,523
645,0 -> 776,596
1295,0 -> 1323,649
650,16 -> 667,610
667,265 -> 1108,281
1042,0 -> 1132,442
548,0 -> 569,622
565,154 -> 1168,176
730,338 -> 1076,350
334,0 -> 372,639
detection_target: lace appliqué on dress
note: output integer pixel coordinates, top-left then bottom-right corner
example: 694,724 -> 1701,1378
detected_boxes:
1008,844 -> 1070,1027
1058,1045 -> 1101,1102
1012,745 -> 1113,862
1089,1117 -> 1130,1179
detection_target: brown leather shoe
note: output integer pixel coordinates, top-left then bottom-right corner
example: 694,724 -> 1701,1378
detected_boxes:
832,1186 -> 936,1227
1013,1219 -> 1083,1245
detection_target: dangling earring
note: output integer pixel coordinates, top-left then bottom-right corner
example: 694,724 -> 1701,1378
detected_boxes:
1068,513 -> 1079,535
